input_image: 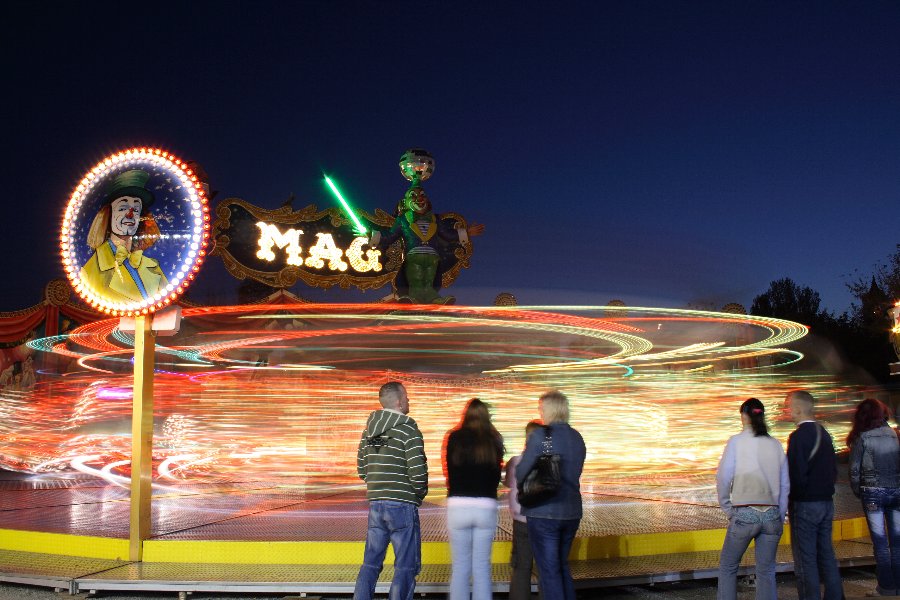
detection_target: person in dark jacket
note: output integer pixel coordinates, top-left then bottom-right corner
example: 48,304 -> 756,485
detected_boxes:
443,398 -> 504,600
848,398 -> 900,597
785,390 -> 844,600
515,391 -> 585,600
354,382 -> 428,600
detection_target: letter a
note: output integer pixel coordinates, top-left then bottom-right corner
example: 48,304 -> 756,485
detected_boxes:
305,233 -> 348,271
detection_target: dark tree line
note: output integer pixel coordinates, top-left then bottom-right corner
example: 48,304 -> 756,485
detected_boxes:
751,245 -> 900,383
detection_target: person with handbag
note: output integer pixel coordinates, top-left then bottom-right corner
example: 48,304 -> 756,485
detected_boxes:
444,398 -> 505,600
716,398 -> 789,600
847,398 -> 900,597
514,391 -> 586,600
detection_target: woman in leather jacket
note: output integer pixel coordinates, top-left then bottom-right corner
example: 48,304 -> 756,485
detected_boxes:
848,398 -> 900,597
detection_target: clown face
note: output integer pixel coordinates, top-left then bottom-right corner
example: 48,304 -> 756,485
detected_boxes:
110,196 -> 142,237
403,188 -> 432,216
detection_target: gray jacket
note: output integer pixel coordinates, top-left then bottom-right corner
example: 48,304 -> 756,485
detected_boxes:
849,424 -> 900,497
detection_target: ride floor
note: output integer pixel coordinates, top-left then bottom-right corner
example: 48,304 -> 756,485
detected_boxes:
0,470 -> 877,596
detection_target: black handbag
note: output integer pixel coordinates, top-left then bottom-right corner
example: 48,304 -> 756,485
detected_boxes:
517,426 -> 561,508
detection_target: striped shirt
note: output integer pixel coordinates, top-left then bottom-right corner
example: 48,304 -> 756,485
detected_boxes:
357,409 -> 428,505
407,219 -> 439,256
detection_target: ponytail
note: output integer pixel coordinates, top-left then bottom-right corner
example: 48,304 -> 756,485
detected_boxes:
740,397 -> 769,437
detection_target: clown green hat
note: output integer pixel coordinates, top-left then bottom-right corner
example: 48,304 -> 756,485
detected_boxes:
103,169 -> 155,208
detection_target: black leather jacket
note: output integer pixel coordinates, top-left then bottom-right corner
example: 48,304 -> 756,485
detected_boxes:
849,425 -> 900,497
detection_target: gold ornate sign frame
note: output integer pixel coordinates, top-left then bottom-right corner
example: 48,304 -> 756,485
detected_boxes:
211,198 -> 472,293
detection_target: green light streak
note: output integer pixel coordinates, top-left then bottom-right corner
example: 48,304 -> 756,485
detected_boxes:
324,176 -> 367,235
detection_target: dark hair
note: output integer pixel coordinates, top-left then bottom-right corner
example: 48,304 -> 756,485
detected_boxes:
846,398 -> 891,448
450,398 -> 504,466
740,398 -> 769,437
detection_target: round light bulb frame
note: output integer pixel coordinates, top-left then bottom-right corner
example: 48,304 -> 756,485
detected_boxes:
60,147 -> 211,316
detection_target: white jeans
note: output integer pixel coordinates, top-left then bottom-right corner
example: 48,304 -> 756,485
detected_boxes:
447,501 -> 498,600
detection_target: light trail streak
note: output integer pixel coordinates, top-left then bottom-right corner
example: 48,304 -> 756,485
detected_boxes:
0,304 -> 874,498
324,176 -> 367,235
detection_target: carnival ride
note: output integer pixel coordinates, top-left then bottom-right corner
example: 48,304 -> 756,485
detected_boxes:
0,145 -> 886,592
1,301 -> 880,596
2,303 -> 861,490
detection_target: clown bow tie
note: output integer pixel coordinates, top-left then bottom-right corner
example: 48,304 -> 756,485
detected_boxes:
114,245 -> 144,268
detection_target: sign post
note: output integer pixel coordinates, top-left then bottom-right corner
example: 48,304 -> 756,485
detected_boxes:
129,314 -> 155,560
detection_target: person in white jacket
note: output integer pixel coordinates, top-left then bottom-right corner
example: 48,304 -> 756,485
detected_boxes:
716,397 -> 789,600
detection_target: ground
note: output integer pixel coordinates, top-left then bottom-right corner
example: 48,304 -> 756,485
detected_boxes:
0,566 -> 887,599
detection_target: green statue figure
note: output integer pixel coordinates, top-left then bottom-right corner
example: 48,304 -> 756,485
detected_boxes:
369,149 -> 483,304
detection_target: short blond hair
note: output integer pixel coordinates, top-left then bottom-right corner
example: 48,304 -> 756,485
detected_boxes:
787,390 -> 815,418
379,381 -> 406,409
540,390 -> 569,424
788,389 -> 815,407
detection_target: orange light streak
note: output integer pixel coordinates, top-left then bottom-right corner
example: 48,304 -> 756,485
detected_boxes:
4,304 -> 871,499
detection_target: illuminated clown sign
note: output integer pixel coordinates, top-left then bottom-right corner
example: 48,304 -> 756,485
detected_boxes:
60,148 -> 211,316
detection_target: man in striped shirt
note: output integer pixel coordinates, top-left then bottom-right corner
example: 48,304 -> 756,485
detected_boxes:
353,382 -> 429,600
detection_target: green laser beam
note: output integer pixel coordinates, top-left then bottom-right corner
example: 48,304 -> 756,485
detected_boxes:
324,176 -> 367,235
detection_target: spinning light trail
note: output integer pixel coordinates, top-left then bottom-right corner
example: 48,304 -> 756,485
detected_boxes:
0,304 -> 869,497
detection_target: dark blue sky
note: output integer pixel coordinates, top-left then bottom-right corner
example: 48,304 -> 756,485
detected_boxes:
4,1 -> 899,314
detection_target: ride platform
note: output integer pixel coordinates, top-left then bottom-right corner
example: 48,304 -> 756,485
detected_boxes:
0,470 -> 876,595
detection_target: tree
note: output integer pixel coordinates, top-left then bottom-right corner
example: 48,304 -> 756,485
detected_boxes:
844,244 -> 900,380
750,278 -> 826,326
750,246 -> 900,383
848,244 -> 900,319
749,278 -> 883,381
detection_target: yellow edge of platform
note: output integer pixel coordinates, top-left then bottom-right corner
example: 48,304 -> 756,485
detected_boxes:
140,540 -> 511,564
0,529 -> 129,561
0,518 -> 869,564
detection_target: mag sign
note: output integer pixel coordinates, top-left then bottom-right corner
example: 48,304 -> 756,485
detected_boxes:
211,198 -> 403,290
60,148 -> 211,316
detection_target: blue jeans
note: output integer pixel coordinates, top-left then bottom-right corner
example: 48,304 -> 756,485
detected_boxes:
861,487 -> 900,595
527,516 -> 580,600
789,501 -> 844,600
718,507 -> 783,600
353,500 -> 421,600
447,502 -> 498,600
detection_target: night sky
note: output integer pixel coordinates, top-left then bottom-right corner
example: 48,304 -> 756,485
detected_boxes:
4,1 -> 899,314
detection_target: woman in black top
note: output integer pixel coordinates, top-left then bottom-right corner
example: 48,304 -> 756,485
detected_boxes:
444,398 -> 504,600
